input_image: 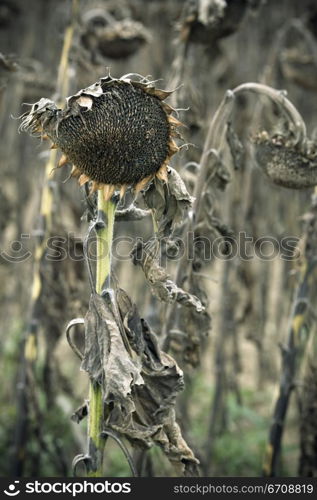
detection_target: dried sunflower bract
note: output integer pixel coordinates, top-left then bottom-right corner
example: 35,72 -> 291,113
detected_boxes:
19,74 -> 182,199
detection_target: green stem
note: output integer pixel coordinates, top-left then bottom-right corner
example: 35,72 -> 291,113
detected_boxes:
96,198 -> 116,293
87,192 -> 116,477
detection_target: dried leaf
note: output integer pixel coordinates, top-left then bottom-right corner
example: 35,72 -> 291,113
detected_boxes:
115,206 -> 150,222
176,301 -> 212,368
81,293 -> 143,410
143,167 -> 194,239
168,274 -> 212,368
80,288 -> 199,474
131,239 -> 204,312
153,411 -> 200,476
153,278 -> 205,312
204,149 -> 232,191
112,289 -> 199,475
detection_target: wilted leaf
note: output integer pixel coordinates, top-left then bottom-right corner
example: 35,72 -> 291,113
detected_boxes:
80,289 -> 199,475
131,238 -> 204,312
167,274 -> 212,368
81,293 -> 143,410
115,205 -> 150,222
153,411 -> 200,476
143,167 -> 194,239
176,298 -> 212,367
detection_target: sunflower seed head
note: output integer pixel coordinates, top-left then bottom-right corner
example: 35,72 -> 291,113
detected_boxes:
21,75 -> 183,189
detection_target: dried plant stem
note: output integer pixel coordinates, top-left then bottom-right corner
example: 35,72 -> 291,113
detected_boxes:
55,23 -> 75,103
298,323 -> 317,476
262,268 -> 312,477
87,192 -> 116,477
263,189 -> 317,476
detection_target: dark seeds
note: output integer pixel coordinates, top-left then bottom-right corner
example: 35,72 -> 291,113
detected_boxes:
54,82 -> 170,185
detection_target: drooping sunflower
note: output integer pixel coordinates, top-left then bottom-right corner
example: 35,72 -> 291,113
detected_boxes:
81,13 -> 151,60
20,74 -> 182,199
253,130 -> 317,189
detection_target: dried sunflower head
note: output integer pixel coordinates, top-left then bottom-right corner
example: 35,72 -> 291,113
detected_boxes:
20,74 -> 182,199
253,131 -> 317,189
81,16 -> 150,60
180,0 -> 249,49
80,3 -> 150,61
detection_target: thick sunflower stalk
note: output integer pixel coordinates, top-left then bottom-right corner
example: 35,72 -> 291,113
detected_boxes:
86,194 -> 116,477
